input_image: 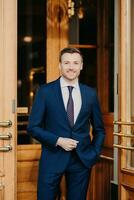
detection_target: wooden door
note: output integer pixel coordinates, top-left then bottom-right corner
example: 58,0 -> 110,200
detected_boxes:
17,0 -> 68,199
114,0 -> 134,199
0,0 -> 17,199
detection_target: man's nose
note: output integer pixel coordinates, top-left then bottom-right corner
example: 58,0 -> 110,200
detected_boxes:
69,63 -> 74,69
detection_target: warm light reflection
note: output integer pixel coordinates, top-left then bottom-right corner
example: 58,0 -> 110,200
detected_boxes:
68,0 -> 84,19
30,91 -> 34,97
78,6 -> 84,19
68,0 -> 75,18
23,36 -> 32,43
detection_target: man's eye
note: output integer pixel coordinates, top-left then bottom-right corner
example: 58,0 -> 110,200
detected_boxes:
74,62 -> 79,64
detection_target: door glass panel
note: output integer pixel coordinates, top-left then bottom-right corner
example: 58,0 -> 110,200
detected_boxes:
68,0 -> 97,89
69,0 -> 97,45
68,0 -> 114,112
80,48 -> 97,88
17,0 -> 46,144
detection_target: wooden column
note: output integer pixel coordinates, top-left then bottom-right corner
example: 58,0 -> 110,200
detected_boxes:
46,0 -> 69,83
119,0 -> 134,199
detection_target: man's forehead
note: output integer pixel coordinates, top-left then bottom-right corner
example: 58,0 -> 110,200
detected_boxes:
61,53 -> 82,60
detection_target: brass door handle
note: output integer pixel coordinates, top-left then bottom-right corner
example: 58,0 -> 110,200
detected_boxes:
114,133 -> 134,138
114,121 -> 134,125
0,120 -> 12,128
0,133 -> 12,140
0,145 -> 12,152
100,155 -> 114,161
114,144 -> 134,150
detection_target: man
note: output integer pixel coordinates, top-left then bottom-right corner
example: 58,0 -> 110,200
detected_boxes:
27,47 -> 105,200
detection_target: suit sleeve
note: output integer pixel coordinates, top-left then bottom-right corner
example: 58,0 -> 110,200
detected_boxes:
27,86 -> 59,148
90,91 -> 105,156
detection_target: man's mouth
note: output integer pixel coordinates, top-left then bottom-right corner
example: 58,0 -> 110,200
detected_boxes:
67,70 -> 75,73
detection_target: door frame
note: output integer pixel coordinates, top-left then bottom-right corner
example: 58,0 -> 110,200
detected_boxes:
114,0 -> 134,199
0,0 -> 17,199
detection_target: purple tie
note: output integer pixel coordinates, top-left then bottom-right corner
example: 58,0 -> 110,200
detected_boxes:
67,86 -> 74,127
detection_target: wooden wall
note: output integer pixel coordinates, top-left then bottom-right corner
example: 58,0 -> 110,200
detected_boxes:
87,157 -> 113,200
17,145 -> 40,200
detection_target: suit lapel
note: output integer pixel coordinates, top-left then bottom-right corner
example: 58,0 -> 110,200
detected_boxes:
73,83 -> 87,128
52,79 -> 71,126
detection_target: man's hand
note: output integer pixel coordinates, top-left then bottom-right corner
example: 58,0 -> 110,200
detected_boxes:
56,137 -> 79,151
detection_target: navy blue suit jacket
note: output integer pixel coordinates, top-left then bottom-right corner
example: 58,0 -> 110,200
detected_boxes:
27,78 -> 105,174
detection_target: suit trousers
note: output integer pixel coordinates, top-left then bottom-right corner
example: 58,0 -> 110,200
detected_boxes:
37,150 -> 91,200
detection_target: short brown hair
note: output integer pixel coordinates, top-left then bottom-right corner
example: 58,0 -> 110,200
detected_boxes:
59,47 -> 83,62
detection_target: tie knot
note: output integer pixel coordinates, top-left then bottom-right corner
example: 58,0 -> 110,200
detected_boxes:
67,86 -> 73,94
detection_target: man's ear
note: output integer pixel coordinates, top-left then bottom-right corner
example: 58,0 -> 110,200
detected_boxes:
80,63 -> 83,70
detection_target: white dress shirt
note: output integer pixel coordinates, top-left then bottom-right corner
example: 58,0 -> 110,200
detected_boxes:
60,76 -> 82,124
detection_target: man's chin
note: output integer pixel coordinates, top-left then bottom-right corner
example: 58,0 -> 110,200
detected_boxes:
63,76 -> 78,82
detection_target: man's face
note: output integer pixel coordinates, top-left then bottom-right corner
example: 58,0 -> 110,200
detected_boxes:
59,53 -> 83,82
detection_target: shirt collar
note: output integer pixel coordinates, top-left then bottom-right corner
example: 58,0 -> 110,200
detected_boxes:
60,76 -> 79,89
